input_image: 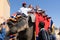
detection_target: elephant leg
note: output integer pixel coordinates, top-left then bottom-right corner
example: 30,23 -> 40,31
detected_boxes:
26,26 -> 33,40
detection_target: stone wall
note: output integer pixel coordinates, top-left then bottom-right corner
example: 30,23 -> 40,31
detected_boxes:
0,0 -> 10,24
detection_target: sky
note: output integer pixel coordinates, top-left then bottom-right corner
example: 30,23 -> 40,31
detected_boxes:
9,0 -> 60,28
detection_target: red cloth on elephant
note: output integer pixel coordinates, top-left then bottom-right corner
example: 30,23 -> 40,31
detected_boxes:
35,13 -> 44,36
47,19 -> 50,29
44,18 -> 50,31
44,19 -> 48,31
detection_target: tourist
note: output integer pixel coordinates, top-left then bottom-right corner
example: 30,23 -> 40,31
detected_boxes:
0,24 -> 6,40
38,22 -> 50,40
18,2 -> 31,17
48,27 -> 56,40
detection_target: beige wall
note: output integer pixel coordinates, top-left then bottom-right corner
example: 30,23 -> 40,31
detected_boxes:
0,0 -> 10,24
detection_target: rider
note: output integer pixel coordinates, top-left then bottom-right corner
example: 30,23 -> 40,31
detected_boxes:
18,2 -> 31,17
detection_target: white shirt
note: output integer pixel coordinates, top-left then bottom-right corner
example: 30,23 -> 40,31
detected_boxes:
18,7 -> 32,16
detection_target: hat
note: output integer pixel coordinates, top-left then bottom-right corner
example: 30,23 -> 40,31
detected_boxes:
38,9 -> 45,13
42,10 -> 45,13
37,8 -> 42,11
39,10 -> 45,13
43,15 -> 48,17
22,2 -> 26,5
47,17 -> 51,19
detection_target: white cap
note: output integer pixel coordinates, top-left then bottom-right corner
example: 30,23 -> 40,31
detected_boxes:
37,8 -> 42,11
